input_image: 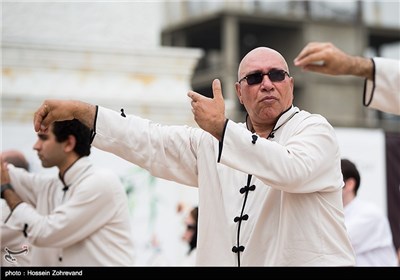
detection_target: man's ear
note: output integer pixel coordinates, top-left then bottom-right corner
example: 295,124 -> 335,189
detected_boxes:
64,135 -> 77,153
235,82 -> 243,104
344,178 -> 356,194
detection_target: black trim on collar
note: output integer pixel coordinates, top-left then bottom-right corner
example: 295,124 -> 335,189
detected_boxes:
270,110 -> 299,137
90,105 -> 99,144
58,157 -> 81,185
245,105 -> 293,134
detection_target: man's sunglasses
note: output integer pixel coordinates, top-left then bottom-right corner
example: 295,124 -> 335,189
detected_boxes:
238,69 -> 290,85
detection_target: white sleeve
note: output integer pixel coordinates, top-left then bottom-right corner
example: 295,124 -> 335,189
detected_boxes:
219,114 -> 342,193
5,171 -> 120,247
363,57 -> 400,115
92,106 -> 201,187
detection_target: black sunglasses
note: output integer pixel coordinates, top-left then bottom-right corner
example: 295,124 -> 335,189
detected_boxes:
238,69 -> 290,85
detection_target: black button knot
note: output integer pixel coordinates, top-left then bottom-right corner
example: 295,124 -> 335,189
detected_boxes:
232,246 -> 245,253
239,184 -> 256,194
269,132 -> 275,138
233,214 -> 249,223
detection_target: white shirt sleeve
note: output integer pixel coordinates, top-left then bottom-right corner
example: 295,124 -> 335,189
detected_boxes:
363,57 -> 400,115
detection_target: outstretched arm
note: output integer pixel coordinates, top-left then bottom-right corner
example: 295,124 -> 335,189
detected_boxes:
187,79 -> 226,141
34,100 -> 96,132
294,42 -> 373,80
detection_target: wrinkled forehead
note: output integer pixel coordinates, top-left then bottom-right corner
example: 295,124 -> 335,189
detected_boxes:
239,47 -> 289,76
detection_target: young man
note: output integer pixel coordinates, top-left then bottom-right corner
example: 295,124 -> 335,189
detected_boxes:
341,158 -> 398,266
1,119 -> 135,266
32,47 -> 355,266
180,206 -> 198,266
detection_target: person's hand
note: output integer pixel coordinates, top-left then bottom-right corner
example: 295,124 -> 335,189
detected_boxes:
1,157 -> 23,209
0,156 -> 11,185
188,79 -> 226,141
34,100 -> 95,132
294,42 -> 355,76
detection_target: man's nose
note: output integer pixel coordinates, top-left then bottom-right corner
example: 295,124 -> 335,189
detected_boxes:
260,74 -> 274,90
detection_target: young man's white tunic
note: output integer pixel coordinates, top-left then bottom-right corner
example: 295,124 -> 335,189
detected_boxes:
3,157 -> 135,266
344,197 -> 398,266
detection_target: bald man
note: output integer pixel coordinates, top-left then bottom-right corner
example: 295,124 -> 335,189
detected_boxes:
32,47 -> 355,266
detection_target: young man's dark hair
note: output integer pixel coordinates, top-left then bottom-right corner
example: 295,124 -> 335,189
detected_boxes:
52,119 -> 91,157
188,206 -> 198,253
341,159 -> 361,195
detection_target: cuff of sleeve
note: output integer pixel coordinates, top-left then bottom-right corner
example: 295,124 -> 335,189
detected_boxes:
363,58 -> 375,107
4,202 -> 28,224
217,119 -> 229,163
1,183 -> 14,199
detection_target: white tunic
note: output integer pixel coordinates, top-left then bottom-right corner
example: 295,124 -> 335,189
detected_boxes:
4,157 -> 135,266
93,105 -> 355,266
344,197 -> 398,266
364,57 -> 400,115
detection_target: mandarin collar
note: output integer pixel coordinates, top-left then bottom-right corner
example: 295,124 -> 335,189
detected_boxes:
59,157 -> 92,188
246,105 -> 299,133
273,105 -> 299,130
